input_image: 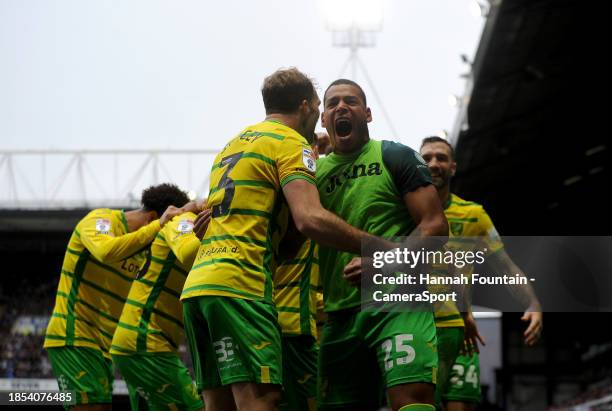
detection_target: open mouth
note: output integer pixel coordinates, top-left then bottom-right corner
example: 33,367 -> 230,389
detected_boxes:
335,118 -> 352,138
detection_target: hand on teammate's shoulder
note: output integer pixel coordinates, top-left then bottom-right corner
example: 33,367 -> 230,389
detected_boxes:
159,205 -> 183,227
193,208 -> 212,239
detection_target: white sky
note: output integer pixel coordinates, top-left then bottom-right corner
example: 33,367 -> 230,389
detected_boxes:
0,0 -> 484,151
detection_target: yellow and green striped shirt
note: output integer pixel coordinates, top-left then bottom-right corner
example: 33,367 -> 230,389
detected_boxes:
181,120 -> 316,304
274,239 -> 320,337
44,209 -> 160,357
435,193 -> 504,327
111,212 -> 199,355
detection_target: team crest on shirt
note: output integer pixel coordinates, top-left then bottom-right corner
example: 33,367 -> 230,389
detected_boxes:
177,219 -> 194,235
302,148 -> 317,172
450,222 -> 464,236
95,218 -> 111,234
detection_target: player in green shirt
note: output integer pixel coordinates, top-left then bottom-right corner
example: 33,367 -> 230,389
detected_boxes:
316,79 -> 449,411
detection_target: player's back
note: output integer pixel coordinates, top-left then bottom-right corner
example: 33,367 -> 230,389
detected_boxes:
45,208 -> 147,355
112,212 -> 199,354
274,239 -> 320,337
182,120 -> 315,304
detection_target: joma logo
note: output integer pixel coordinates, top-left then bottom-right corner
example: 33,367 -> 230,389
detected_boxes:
325,162 -> 382,193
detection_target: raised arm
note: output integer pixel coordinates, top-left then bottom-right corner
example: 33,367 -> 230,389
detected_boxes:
80,218 -> 161,263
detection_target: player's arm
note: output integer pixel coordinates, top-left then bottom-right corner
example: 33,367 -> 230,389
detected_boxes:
177,198 -> 207,215
278,139 -> 389,254
478,209 -> 543,345
402,184 -> 448,238
166,211 -> 210,268
80,206 -> 181,263
387,140 -> 448,238
487,249 -> 543,345
282,179 -> 381,254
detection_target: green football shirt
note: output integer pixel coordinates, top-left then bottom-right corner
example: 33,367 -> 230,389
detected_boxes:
316,139 -> 432,312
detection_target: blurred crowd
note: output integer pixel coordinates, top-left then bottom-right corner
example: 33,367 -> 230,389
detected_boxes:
0,280 -> 55,378
0,278 -> 194,379
550,380 -> 612,410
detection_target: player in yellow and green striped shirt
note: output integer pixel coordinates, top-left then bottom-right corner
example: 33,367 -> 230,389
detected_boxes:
275,220 -> 320,411
181,68 -> 383,410
44,183 -> 188,409
111,192 -> 209,411
421,136 -> 543,410
274,136 -> 327,411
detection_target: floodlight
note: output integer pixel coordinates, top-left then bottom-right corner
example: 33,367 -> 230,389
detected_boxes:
436,130 -> 449,139
469,0 -> 488,18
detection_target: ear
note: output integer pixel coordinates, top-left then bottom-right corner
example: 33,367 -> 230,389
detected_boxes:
366,107 -> 372,123
320,110 -> 326,127
450,160 -> 457,177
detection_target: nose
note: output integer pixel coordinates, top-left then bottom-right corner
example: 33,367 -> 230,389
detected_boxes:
335,99 -> 349,113
427,157 -> 440,171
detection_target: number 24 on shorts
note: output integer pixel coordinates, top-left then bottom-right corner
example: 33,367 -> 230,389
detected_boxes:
382,334 -> 416,370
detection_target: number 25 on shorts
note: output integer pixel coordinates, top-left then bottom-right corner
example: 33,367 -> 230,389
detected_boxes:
381,334 -> 416,370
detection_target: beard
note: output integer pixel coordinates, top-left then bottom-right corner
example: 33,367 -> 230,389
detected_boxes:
431,173 -> 451,190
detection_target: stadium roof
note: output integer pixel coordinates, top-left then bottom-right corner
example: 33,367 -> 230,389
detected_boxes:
451,0 -> 607,235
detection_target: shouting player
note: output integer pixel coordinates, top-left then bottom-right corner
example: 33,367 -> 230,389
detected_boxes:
181,68 -> 387,411
317,79 -> 448,411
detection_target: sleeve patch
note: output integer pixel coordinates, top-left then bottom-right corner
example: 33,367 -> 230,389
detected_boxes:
95,218 -> 111,234
302,148 -> 317,172
177,219 -> 194,235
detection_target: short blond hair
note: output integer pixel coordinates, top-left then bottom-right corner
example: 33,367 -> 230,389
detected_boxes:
262,68 -> 317,114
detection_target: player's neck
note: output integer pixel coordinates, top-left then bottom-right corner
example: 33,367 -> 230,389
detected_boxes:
124,209 -> 151,232
333,135 -> 370,155
438,186 -> 451,208
265,114 -> 300,133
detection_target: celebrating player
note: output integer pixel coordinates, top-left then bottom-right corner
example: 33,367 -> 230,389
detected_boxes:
44,183 -> 188,410
111,194 -> 210,411
317,79 -> 448,411
420,136 -> 543,410
181,68 -> 386,411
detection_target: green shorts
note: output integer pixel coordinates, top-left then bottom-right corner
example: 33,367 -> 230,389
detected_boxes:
443,353 -> 481,403
317,309 -> 437,409
280,335 -> 318,411
47,346 -> 113,406
112,353 -> 204,411
435,327 -> 464,407
183,296 -> 282,390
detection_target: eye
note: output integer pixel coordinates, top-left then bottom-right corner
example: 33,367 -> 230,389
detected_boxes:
325,98 -> 338,109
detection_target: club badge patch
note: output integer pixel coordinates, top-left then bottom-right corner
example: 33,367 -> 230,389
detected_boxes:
302,148 -> 316,172
96,218 -> 111,234
177,219 -> 194,235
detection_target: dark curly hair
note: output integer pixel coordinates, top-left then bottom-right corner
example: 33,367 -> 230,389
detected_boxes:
140,183 -> 189,217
